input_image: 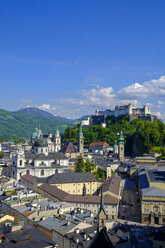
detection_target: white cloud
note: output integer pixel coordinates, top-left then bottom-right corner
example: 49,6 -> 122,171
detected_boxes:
52,86 -> 139,111
118,83 -> 149,99
118,75 -> 165,100
27,104 -> 56,112
25,75 -> 165,119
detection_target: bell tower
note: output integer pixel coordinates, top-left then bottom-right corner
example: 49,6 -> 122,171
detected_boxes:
98,190 -> 106,232
118,130 -> 124,160
78,122 -> 84,154
54,126 -> 61,152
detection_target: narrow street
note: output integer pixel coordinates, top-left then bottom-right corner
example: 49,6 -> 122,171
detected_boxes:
119,177 -> 141,223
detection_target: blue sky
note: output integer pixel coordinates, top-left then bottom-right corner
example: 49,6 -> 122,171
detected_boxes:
1,0 -> 165,119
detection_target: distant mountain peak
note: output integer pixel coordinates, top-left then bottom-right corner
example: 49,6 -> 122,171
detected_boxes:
17,107 -> 56,119
16,107 -> 73,123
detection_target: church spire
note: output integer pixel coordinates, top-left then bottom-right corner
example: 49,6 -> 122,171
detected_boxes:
79,121 -> 83,136
55,125 -> 60,136
100,189 -> 106,213
98,189 -> 106,232
119,130 -> 124,144
78,121 -> 84,154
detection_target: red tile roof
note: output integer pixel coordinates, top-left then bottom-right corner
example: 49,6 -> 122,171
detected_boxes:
89,142 -> 109,147
0,233 -> 4,239
23,211 -> 35,217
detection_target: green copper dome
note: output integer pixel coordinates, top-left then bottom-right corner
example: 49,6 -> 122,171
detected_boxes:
113,140 -> 118,149
55,125 -> 60,135
119,130 -> 124,144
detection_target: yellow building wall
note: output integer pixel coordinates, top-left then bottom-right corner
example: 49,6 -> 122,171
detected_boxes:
0,215 -> 14,223
142,196 -> 165,201
52,181 -> 98,195
149,182 -> 165,190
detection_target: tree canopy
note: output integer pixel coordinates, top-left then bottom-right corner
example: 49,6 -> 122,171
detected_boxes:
62,116 -> 165,156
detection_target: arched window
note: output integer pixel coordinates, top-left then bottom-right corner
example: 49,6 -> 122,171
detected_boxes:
20,160 -> 22,166
41,148 -> 43,153
41,169 -> 44,176
26,169 -> 30,175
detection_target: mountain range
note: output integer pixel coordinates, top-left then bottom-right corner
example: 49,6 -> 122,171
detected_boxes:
0,107 -> 75,139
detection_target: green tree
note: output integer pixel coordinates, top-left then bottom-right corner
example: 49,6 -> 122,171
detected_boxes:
76,155 -> 85,172
0,151 -> 4,158
85,158 -> 91,172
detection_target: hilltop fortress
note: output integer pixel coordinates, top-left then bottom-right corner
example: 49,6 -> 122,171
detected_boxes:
82,103 -> 157,126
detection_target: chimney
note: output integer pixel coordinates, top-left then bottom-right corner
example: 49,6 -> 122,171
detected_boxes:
67,219 -> 71,226
75,228 -> 80,234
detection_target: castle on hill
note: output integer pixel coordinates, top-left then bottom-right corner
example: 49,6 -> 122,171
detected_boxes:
81,103 -> 157,127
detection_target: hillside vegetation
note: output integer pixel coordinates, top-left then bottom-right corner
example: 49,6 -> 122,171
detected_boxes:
0,108 -> 72,140
62,115 -> 165,156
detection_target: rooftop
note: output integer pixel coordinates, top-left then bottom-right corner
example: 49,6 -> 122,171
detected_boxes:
141,187 -> 165,198
60,141 -> 78,153
102,175 -> 121,196
147,168 -> 165,183
89,142 -> 109,147
37,172 -> 98,184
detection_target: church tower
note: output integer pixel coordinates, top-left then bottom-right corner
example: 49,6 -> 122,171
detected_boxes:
118,130 -> 124,161
78,122 -> 84,154
98,190 -> 106,232
54,126 -> 61,152
113,140 -> 118,156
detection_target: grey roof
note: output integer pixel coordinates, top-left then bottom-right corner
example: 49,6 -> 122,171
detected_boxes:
60,141 -> 78,153
2,228 -> 56,247
43,172 -> 97,184
102,175 -> 121,195
147,169 -> 165,183
34,152 -> 68,160
141,187 -> 165,198
25,151 -> 67,160
24,151 -> 35,160
0,240 -> 55,248
66,226 -> 97,248
38,217 -> 80,235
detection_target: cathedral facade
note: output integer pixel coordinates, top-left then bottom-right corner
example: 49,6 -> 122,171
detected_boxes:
11,128 -> 68,180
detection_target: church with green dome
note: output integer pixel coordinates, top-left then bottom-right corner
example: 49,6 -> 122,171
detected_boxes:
11,127 -> 69,180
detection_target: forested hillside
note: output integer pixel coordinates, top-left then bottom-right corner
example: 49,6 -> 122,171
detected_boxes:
62,115 -> 165,156
0,108 -> 72,140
